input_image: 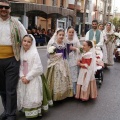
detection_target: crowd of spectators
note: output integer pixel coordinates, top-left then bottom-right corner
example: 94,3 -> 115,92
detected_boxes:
27,24 -> 55,46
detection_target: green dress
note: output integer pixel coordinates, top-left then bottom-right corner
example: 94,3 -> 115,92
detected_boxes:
41,74 -> 53,112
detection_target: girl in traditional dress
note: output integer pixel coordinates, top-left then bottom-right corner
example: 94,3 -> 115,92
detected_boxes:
103,22 -> 115,66
17,34 -> 43,118
46,28 -> 73,101
75,41 -> 97,101
98,23 -> 108,65
65,26 -> 80,95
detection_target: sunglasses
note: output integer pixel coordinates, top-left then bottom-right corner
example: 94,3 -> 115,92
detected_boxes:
0,5 -> 10,9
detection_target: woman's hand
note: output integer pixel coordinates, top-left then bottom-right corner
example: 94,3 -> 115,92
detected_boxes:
70,45 -> 76,51
79,63 -> 85,67
77,60 -> 82,66
55,53 -> 63,57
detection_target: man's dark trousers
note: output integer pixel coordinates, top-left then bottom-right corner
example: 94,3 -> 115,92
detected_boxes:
0,57 -> 20,120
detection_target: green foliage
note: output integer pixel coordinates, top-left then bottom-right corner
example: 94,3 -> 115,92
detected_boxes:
110,17 -> 120,28
77,34 -> 80,39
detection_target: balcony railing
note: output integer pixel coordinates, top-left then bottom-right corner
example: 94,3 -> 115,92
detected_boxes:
85,17 -> 88,22
9,0 -> 35,3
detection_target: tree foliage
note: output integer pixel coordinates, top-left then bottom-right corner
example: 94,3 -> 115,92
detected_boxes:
110,17 -> 120,29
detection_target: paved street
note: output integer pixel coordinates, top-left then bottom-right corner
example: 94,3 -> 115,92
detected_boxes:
0,48 -> 120,120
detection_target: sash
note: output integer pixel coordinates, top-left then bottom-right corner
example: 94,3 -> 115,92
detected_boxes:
0,45 -> 14,58
10,17 -> 22,61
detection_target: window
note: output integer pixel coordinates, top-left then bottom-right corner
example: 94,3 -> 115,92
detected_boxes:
43,0 -> 45,4
60,0 -> 64,7
52,0 -> 57,6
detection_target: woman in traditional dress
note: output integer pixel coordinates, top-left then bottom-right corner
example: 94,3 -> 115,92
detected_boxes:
65,26 -> 80,95
75,41 -> 97,101
17,34 -> 49,118
46,28 -> 73,101
98,23 -> 108,65
103,22 -> 115,66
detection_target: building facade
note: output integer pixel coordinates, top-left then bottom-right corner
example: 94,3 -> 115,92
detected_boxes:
9,0 -> 74,30
106,0 -> 113,22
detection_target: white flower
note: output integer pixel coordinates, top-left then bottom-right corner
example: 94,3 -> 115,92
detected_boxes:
114,32 -> 120,38
48,46 -> 56,54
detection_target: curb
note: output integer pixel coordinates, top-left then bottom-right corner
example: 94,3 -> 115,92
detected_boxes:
36,38 -> 85,49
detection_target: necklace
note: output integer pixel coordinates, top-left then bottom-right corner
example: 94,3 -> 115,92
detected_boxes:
55,41 -> 65,49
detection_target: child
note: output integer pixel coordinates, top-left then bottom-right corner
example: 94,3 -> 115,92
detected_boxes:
17,34 -> 43,118
46,28 -> 73,101
75,41 -> 97,101
65,26 -> 81,95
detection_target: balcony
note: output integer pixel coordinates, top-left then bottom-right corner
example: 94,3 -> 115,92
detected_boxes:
86,4 -> 89,10
68,0 -> 81,11
99,7 -> 103,13
94,6 -> 98,11
85,17 -> 89,23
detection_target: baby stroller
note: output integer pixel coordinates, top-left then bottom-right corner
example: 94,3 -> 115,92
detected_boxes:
115,42 -> 120,61
114,33 -> 120,62
95,47 -> 104,88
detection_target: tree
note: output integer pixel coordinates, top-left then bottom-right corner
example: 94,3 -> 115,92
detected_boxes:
110,17 -> 120,29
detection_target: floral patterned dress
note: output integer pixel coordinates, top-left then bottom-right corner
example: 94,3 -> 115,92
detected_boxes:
46,43 -> 73,101
17,53 -> 43,118
66,39 -> 80,95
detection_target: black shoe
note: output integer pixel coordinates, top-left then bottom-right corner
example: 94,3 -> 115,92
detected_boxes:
0,113 -> 7,120
6,116 -> 16,120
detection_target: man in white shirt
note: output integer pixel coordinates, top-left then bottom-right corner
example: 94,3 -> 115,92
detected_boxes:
0,1 -> 27,120
85,20 -> 103,47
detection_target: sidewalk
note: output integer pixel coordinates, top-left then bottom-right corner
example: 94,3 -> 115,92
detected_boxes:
80,37 -> 85,41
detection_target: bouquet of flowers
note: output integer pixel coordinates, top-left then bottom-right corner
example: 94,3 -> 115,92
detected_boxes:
48,46 -> 56,54
79,46 -> 83,53
106,34 -> 115,43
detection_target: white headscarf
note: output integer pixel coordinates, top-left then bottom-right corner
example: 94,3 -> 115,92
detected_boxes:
65,27 -> 80,44
65,27 -> 81,61
104,22 -> 114,34
47,28 -> 65,50
20,34 -> 43,79
20,34 -> 38,62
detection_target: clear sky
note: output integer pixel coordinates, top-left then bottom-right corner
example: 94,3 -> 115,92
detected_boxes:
112,0 -> 120,13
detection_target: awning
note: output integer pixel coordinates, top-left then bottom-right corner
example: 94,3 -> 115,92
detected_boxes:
10,2 -> 74,19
